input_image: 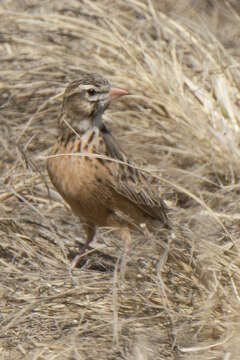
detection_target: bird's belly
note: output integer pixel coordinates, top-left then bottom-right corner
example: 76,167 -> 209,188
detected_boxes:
47,152 -> 112,224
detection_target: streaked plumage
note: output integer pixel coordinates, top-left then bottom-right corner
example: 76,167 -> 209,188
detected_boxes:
47,73 -> 168,267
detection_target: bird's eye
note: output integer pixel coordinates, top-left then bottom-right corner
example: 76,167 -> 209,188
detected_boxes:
87,88 -> 96,96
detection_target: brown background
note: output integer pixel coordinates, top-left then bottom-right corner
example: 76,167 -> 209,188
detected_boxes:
1,1 -> 240,359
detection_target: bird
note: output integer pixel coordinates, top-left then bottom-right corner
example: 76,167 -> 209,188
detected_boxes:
47,73 -> 169,267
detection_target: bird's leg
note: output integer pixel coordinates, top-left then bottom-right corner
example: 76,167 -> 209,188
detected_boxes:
71,223 -> 96,268
81,223 -> 96,252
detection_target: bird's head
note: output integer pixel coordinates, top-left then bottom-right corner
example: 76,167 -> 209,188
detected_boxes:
61,73 -> 128,130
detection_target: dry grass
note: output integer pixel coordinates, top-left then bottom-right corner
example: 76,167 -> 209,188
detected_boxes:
1,0 -> 240,359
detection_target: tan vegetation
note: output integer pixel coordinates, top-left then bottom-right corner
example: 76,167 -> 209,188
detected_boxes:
1,0 -> 240,359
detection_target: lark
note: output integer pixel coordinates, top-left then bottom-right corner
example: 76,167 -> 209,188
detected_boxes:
47,73 -> 169,267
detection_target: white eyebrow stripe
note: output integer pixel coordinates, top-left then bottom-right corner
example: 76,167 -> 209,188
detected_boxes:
78,84 -> 96,89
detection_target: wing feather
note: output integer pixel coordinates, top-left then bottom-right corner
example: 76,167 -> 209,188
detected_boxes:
102,128 -> 168,225
114,166 -> 169,224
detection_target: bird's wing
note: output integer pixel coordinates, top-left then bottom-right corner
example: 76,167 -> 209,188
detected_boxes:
113,164 -> 169,224
102,126 -> 125,161
102,128 -> 169,225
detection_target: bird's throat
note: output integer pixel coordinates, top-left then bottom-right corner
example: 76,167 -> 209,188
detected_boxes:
60,114 -> 93,136
74,119 -> 93,134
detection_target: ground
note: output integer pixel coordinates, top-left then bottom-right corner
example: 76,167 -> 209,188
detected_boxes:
1,1 -> 240,359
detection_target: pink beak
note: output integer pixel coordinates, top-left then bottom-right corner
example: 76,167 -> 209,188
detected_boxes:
106,86 -> 128,102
